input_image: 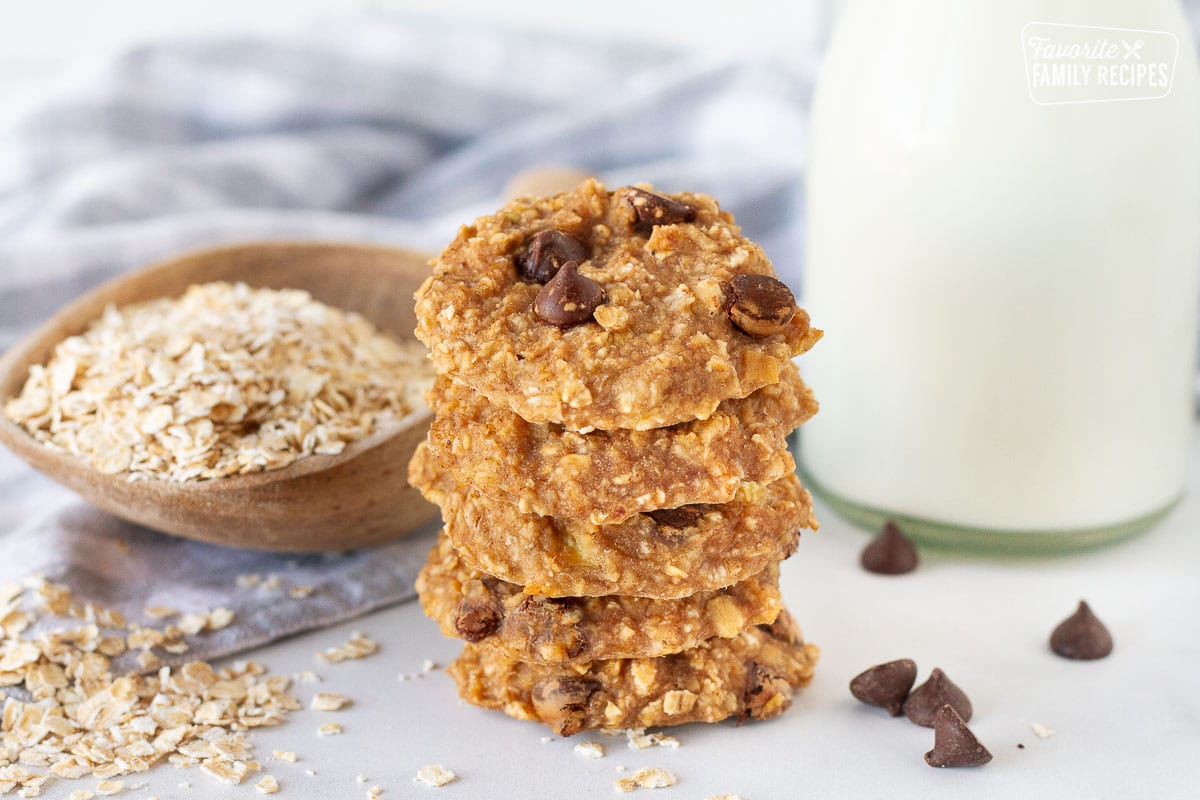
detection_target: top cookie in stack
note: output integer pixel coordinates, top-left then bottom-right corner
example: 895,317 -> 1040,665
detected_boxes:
410,179 -> 822,735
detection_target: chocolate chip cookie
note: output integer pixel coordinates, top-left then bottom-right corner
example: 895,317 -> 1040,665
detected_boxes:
418,534 -> 783,664
423,364 -> 815,524
413,179 -> 821,432
409,442 -> 814,598
448,611 -> 819,735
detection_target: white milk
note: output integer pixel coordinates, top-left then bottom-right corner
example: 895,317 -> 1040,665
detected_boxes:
800,0 -> 1200,545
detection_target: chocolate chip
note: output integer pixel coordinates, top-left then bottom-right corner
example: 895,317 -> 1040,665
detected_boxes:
905,668 -> 973,727
849,658 -> 918,716
625,187 -> 695,235
739,661 -> 796,724
860,520 -> 919,575
925,705 -> 992,768
533,261 -> 605,327
1050,600 -> 1113,660
453,581 -> 503,643
531,677 -> 602,736
726,274 -> 797,337
517,229 -> 587,283
646,505 -> 708,528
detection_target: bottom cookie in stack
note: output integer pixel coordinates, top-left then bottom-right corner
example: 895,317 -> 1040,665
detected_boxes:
447,611 -> 818,736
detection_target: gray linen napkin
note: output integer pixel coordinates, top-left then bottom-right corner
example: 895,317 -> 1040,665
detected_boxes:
0,14 -> 816,660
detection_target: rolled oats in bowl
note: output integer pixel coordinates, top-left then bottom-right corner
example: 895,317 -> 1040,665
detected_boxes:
3,281 -> 434,482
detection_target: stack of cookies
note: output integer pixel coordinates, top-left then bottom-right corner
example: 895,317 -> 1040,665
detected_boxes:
409,180 -> 823,735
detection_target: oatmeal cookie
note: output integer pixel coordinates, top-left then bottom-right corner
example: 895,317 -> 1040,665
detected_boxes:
423,364 -> 815,524
413,179 -> 821,431
409,443 -> 815,598
448,611 -> 819,735
417,534 -> 783,664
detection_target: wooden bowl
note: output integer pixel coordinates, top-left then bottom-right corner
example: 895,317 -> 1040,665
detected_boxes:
0,241 -> 439,552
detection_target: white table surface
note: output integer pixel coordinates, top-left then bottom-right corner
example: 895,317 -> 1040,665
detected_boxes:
34,436 -> 1200,800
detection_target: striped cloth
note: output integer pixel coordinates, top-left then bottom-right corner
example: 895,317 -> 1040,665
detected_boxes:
0,14 -> 814,664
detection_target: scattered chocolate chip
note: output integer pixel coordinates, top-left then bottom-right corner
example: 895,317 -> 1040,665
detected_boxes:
625,187 -> 695,235
646,505 -> 707,528
739,661 -> 795,724
849,659 -> 918,716
725,274 -> 798,337
531,677 -> 602,737
453,582 -> 503,643
925,705 -> 992,768
1049,600 -> 1113,660
517,229 -> 587,283
533,261 -> 605,327
905,668 -> 973,727
1017,743 -> 1025,749
860,520 -> 919,575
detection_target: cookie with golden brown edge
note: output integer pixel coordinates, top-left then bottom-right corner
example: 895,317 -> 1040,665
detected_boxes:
408,442 -> 815,599
417,534 -> 784,664
422,364 -> 815,525
413,179 -> 821,432
448,611 -> 819,735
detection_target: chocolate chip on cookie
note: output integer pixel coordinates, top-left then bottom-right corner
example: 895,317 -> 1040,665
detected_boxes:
534,261 -> 605,327
646,505 -> 709,528
1049,600 -> 1113,660
726,274 -> 798,337
453,582 -> 503,643
905,668 -> 973,727
925,705 -> 992,768
625,187 -> 696,235
517,229 -> 587,283
531,677 -> 602,736
739,661 -> 796,724
850,658 -> 918,716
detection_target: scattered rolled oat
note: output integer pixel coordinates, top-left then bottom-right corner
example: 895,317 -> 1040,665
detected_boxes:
705,795 -> 742,800
0,578 -> 299,792
4,282 -> 434,482
614,767 -> 676,792
254,775 -> 279,794
366,786 -> 383,798
1032,722 -> 1056,739
95,780 -> 124,796
237,574 -> 263,588
288,586 -> 315,599
574,742 -> 605,759
67,791 -> 94,800
414,765 -> 457,787
625,729 -> 679,750
310,692 -> 351,711
271,750 -> 298,763
143,605 -> 178,620
317,723 -> 344,737
317,632 -> 379,663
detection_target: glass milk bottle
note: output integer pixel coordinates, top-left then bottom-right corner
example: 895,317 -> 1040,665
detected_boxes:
800,0 -> 1200,552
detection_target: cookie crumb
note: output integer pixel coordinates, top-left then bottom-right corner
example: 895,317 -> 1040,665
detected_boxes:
575,741 -> 605,759
1017,743 -> 1026,749
254,775 -> 279,794
705,795 -> 742,800
614,768 -> 676,792
367,787 -> 383,798
627,730 -> 679,750
1032,722 -> 1056,739
414,765 -> 457,787
540,736 -> 554,744
422,659 -> 439,673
